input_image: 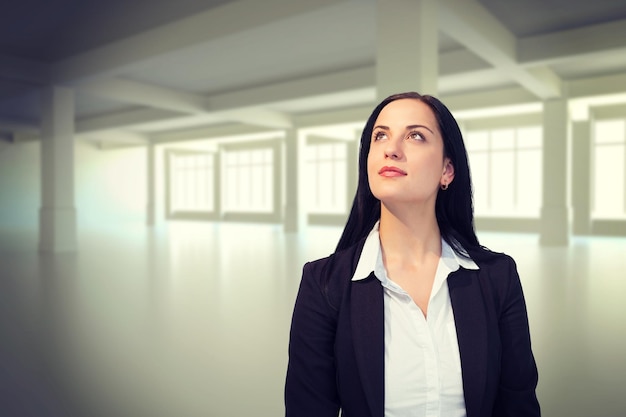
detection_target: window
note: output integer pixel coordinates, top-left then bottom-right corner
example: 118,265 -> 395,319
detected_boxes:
466,126 -> 542,217
168,151 -> 215,214
304,142 -> 347,214
222,148 -> 274,213
593,119 -> 626,218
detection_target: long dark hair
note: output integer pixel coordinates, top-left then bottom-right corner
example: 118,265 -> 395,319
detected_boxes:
335,92 -> 486,259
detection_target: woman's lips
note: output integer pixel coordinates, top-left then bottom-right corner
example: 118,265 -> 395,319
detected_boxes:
378,166 -> 407,177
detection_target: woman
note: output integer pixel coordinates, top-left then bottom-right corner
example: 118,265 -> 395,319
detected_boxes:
285,92 -> 540,417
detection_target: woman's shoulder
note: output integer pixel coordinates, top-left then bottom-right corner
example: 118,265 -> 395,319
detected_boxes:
468,245 -> 517,270
469,247 -> 524,298
304,237 -> 367,281
301,238 -> 367,304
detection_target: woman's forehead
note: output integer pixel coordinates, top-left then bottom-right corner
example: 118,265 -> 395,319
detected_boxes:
379,98 -> 432,116
375,99 -> 438,129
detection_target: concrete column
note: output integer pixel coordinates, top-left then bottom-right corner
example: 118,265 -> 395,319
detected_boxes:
213,150 -> 221,219
346,132 -> 359,211
571,120 -> 591,235
376,0 -> 438,100
284,128 -> 298,232
146,142 -> 156,226
39,85 -> 77,253
540,98 -> 570,245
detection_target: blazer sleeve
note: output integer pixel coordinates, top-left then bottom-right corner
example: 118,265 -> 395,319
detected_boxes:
285,261 -> 341,417
492,256 -> 541,417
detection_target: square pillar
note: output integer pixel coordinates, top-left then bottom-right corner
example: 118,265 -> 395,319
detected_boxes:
39,86 -> 77,253
540,98 -> 570,246
376,0 -> 438,99
571,120 -> 591,235
284,129 -> 298,232
346,133 -> 359,211
146,143 -> 156,226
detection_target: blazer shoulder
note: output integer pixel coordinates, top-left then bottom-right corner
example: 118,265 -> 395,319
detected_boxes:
302,237 -> 367,308
471,249 -> 526,315
473,248 -> 518,274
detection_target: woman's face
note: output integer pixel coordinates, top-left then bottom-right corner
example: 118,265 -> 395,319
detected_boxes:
366,98 -> 454,208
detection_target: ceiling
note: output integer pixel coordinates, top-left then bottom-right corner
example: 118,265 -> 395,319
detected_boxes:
2,0 -> 626,147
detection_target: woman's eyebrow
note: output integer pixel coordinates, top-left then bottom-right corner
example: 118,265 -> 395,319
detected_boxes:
373,124 -> 435,134
406,124 -> 434,134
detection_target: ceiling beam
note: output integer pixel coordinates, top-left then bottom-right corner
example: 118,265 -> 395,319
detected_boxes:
14,72 -> 626,147
439,49 -> 490,76
206,66 -> 375,110
438,0 -> 562,99
49,0 -> 345,84
439,68 -> 514,95
77,108 -> 185,133
215,107 -> 293,129
75,67 -> 626,137
60,55 -> 523,135
441,86 -> 539,111
293,105 -> 373,128
72,50 -> 492,115
79,130 -> 149,146
151,86 -> 543,142
74,67 -> 375,132
567,73 -> 626,98
78,78 -> 294,129
79,78 -> 210,114
591,103 -> 626,120
518,19 -> 626,65
150,123 -> 276,144
439,0 -> 516,62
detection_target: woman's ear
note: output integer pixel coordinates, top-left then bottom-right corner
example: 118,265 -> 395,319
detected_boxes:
442,159 -> 455,186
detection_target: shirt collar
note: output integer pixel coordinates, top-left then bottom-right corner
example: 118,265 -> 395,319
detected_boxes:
351,221 -> 479,282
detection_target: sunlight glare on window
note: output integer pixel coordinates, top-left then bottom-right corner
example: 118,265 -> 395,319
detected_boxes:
305,142 -> 347,214
223,148 -> 273,213
169,152 -> 214,213
593,119 -> 625,218
466,126 -> 542,217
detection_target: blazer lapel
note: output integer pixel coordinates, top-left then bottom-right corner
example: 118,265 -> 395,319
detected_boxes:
351,272 -> 385,417
448,267 -> 489,417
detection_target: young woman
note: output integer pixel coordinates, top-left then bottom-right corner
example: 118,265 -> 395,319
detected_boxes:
285,92 -> 540,417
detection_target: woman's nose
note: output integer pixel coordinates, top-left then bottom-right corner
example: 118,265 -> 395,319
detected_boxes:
384,139 -> 403,160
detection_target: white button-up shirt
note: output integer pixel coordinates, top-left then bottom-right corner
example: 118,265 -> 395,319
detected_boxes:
351,223 -> 479,417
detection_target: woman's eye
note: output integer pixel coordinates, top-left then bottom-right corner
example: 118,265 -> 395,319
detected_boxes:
374,131 -> 387,141
408,131 -> 424,141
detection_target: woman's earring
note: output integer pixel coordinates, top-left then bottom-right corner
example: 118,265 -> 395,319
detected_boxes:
440,182 -> 449,191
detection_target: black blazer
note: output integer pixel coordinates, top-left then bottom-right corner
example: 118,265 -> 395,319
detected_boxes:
285,237 -> 540,417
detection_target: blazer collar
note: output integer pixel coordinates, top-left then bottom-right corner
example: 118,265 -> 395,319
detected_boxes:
350,268 -> 488,417
350,272 -> 385,417
351,224 -> 381,281
448,267 -> 489,417
351,221 -> 479,283
347,224 -> 486,417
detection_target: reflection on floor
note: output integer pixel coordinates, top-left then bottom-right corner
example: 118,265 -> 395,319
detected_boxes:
1,222 -> 625,417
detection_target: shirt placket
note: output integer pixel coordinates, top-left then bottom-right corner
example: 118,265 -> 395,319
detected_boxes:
401,289 -> 440,417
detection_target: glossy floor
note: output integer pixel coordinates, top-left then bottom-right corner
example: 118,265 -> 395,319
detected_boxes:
1,222 -> 625,417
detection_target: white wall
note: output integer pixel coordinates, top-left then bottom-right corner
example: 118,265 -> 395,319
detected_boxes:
76,142 -> 147,227
0,140 -> 39,228
0,140 -> 147,230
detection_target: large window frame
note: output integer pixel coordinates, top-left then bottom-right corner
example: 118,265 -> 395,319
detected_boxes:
220,140 -> 282,223
304,139 -> 348,215
463,114 -> 543,220
591,111 -> 626,220
164,149 -> 219,221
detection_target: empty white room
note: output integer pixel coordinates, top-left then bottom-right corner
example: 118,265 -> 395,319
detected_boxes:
1,1 -> 626,416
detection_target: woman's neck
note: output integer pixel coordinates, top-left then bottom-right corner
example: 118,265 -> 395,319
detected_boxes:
378,202 -> 442,265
